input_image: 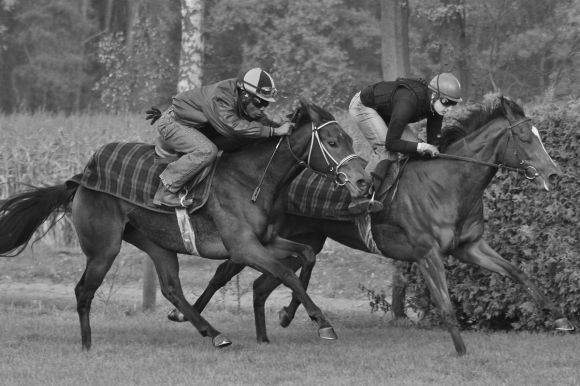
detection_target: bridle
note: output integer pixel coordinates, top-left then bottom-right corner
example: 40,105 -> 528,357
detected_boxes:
251,120 -> 362,203
438,117 -> 539,180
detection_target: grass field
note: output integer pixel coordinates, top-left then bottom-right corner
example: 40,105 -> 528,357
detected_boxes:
1,297 -> 579,386
1,243 -> 579,386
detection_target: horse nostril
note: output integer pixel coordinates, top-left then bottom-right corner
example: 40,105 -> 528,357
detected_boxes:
357,179 -> 369,192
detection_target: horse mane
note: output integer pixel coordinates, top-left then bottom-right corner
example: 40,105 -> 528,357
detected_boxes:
439,94 -> 526,152
292,101 -> 336,127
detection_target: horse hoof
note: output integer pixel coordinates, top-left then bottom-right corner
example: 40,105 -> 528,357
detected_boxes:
318,327 -> 338,340
278,308 -> 292,328
257,337 -> 270,344
554,318 -> 575,332
167,309 -> 186,322
212,334 -> 232,348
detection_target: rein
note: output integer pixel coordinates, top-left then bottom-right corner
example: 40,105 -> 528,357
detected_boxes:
251,120 -> 361,203
438,118 -> 539,180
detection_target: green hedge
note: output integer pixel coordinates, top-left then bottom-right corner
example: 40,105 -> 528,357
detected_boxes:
406,100 -> 580,331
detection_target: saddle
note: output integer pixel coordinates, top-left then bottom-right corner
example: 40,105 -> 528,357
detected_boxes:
152,144 -> 221,213
286,157 -> 407,221
68,142 -> 218,215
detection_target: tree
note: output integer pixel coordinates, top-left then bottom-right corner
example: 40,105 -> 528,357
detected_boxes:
381,0 -> 410,80
177,0 -> 205,91
93,1 -> 181,112
142,0 -> 206,311
6,0 -> 96,112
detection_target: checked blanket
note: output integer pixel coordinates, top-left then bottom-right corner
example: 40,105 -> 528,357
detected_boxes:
67,142 -> 212,214
287,169 -> 354,222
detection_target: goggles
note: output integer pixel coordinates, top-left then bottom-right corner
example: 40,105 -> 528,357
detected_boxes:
256,86 -> 278,99
439,97 -> 458,107
244,81 -> 278,99
251,97 -> 269,109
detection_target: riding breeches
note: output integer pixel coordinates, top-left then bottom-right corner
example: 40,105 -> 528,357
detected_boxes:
348,91 -> 417,163
154,109 -> 218,193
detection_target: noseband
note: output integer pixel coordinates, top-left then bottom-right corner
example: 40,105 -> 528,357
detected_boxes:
303,121 -> 361,186
501,118 -> 539,180
251,120 -> 361,203
439,118 -> 539,180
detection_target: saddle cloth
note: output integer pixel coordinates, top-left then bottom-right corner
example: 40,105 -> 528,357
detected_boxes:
287,169 -> 355,221
67,142 -> 213,214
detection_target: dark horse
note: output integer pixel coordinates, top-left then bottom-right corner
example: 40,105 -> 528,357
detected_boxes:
169,95 -> 573,355
0,101 -> 372,349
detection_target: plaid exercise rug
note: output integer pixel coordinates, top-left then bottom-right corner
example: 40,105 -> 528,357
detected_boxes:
287,169 -> 354,221
67,142 -> 211,214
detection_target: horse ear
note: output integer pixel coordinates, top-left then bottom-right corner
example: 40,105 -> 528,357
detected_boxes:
500,95 -> 520,121
303,101 -> 322,125
299,99 -> 320,125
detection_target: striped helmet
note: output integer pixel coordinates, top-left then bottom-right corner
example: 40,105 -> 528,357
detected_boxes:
239,68 -> 278,102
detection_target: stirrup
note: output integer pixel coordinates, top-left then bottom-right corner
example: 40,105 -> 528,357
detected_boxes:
178,189 -> 193,208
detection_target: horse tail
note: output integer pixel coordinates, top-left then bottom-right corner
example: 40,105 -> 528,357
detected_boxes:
0,183 -> 77,256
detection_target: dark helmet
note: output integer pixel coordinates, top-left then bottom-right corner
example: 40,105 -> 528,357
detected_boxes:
428,73 -> 462,102
237,68 -> 278,102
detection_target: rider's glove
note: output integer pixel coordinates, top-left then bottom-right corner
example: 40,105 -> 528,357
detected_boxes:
417,142 -> 439,157
145,107 -> 162,125
273,122 -> 294,136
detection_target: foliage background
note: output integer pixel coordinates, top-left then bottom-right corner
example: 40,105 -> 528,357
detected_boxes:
2,0 -> 580,113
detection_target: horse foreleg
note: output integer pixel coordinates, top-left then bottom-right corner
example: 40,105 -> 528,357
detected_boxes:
452,239 -> 575,331
232,239 -> 337,341
125,231 -> 231,348
417,249 -> 467,356
263,236 -> 319,330
167,260 -> 245,323
251,258 -> 302,343
193,260 -> 245,312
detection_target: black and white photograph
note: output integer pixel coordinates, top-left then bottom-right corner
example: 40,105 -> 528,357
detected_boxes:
0,1 -> 578,385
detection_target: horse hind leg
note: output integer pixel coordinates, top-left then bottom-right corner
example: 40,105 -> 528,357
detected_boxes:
72,190 -> 125,351
75,252 -> 119,351
123,228 -> 231,348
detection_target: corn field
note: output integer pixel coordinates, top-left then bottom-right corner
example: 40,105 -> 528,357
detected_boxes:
0,112 -> 156,248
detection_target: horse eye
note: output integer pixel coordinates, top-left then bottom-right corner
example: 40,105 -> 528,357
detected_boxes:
328,141 -> 337,147
517,127 -> 533,142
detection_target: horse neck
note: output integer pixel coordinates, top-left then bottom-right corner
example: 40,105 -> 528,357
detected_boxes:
440,118 -> 511,196
446,118 -> 509,161
220,123 -> 312,200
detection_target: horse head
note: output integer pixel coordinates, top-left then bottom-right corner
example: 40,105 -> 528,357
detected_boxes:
441,94 -> 561,191
289,100 -> 371,197
497,96 -> 561,190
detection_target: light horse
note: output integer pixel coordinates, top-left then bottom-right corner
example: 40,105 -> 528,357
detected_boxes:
170,95 -> 573,355
0,101 -> 372,349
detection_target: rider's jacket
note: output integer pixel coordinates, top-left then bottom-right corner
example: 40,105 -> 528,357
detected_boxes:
171,78 -> 274,143
360,78 -> 443,153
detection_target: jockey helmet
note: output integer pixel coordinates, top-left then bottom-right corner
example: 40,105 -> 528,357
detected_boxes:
428,73 -> 462,103
238,68 -> 278,102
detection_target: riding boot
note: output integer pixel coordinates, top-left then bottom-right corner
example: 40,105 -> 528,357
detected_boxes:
153,183 -> 193,208
347,149 -> 396,215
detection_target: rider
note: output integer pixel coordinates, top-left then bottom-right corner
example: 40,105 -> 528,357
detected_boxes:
150,68 -> 293,207
347,73 -> 462,213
